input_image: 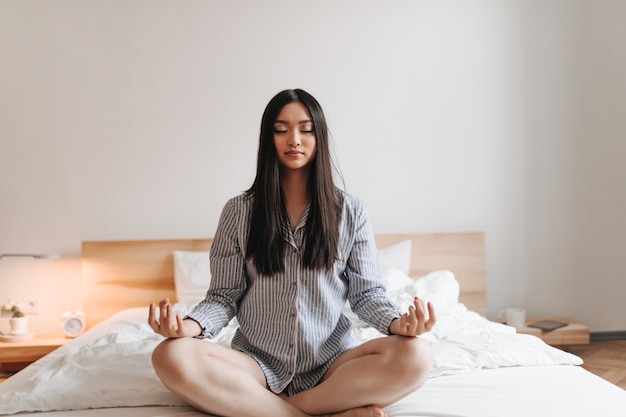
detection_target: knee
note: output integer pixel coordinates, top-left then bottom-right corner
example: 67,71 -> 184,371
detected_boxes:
152,338 -> 194,384
388,337 -> 434,389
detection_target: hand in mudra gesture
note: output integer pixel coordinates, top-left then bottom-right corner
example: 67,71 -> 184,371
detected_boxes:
148,298 -> 202,339
389,296 -> 436,337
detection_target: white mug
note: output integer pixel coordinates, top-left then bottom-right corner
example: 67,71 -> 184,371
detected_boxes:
500,307 -> 526,329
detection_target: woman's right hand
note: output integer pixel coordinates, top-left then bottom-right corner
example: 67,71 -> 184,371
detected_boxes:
148,298 -> 202,338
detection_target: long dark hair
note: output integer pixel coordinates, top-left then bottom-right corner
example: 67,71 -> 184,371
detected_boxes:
245,89 -> 342,276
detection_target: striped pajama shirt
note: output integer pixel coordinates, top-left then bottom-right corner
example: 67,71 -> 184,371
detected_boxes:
186,191 -> 401,395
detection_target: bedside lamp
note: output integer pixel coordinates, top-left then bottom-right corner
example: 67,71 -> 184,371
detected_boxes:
0,254 -> 59,260
0,253 -> 59,341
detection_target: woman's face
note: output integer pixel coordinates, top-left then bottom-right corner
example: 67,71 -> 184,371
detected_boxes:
273,102 -> 317,173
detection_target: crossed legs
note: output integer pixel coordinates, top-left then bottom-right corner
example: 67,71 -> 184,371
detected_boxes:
152,335 -> 433,417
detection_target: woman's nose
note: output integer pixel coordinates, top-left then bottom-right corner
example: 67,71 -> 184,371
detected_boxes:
288,131 -> 301,147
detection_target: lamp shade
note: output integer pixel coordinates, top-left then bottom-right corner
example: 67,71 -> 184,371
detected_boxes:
0,254 -> 59,260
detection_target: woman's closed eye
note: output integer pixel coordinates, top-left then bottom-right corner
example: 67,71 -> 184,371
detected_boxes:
273,128 -> 314,134
300,122 -> 313,133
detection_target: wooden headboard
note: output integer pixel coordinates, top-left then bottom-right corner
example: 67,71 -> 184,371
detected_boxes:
81,232 -> 486,328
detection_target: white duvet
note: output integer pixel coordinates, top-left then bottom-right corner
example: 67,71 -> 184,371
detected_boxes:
0,270 -> 585,415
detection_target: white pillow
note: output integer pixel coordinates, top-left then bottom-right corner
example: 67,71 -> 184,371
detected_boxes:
377,239 -> 412,275
413,270 -> 460,312
383,268 -> 460,315
173,250 -> 211,305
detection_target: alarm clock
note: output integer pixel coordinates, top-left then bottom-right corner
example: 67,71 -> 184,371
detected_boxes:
61,309 -> 86,338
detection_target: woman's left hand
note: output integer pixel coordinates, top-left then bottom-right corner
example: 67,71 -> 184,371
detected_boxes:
389,296 -> 436,337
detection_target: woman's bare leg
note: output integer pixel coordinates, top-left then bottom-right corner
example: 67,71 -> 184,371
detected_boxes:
153,338 -> 309,417
152,336 -> 427,417
285,336 -> 433,415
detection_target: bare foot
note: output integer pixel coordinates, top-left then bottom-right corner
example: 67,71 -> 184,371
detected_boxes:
325,405 -> 388,417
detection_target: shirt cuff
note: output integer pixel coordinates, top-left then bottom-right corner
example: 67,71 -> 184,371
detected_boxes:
379,311 -> 402,336
184,313 -> 214,339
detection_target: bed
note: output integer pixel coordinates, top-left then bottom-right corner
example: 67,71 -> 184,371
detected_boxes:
1,232 -> 624,416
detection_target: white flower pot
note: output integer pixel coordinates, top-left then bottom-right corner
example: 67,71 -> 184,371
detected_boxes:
9,316 -> 29,335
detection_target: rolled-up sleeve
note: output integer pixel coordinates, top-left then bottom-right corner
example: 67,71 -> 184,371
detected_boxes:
186,198 -> 249,338
343,196 -> 402,335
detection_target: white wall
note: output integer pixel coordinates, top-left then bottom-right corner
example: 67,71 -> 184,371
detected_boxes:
0,0 -> 624,335
522,1 -> 626,332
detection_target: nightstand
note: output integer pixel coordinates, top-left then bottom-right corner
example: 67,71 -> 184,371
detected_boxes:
0,336 -> 69,381
517,318 -> 590,346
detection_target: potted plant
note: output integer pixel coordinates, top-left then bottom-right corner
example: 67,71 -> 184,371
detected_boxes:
9,305 -> 29,335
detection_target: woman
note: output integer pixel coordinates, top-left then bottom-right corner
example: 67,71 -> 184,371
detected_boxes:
148,89 -> 436,417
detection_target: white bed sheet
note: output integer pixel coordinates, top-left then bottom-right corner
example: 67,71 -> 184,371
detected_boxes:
5,366 -> 625,417
387,365 -> 626,417
1,271 -> 625,416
